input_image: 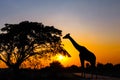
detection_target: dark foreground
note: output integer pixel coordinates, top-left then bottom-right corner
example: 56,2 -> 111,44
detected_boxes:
0,70 -> 81,80
0,69 -> 120,80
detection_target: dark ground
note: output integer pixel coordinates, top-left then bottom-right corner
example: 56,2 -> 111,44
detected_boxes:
0,68 -> 120,80
0,70 -> 82,80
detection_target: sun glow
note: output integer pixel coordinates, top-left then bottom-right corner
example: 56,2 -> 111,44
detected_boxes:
50,54 -> 70,67
57,55 -> 64,61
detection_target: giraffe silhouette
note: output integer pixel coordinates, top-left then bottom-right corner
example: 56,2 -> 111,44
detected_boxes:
63,33 -> 96,77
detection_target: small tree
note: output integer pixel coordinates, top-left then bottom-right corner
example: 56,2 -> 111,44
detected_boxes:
0,21 -> 70,70
50,61 -> 64,72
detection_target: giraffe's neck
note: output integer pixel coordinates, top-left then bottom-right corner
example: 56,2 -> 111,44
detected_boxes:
68,36 -> 81,51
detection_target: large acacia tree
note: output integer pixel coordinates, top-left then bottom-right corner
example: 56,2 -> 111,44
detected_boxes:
0,21 -> 70,69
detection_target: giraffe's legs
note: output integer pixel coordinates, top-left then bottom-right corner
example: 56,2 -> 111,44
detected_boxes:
90,62 -> 97,79
92,65 -> 98,79
80,59 -> 85,78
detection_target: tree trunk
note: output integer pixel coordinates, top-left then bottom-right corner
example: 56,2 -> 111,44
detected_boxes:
5,63 -> 21,80
6,62 -> 20,72
11,64 -> 20,71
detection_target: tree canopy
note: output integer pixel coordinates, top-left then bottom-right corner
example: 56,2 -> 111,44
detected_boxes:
0,21 -> 70,69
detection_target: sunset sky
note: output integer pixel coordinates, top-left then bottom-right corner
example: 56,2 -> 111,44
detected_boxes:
0,0 -> 120,67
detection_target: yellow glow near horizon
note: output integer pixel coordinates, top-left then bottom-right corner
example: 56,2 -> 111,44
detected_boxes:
51,54 -> 70,67
57,55 -> 64,61
54,54 -> 66,62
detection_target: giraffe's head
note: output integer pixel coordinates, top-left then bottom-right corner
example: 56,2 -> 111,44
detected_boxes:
63,33 -> 70,39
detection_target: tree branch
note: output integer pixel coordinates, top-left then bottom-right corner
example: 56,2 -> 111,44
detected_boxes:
0,56 -> 7,63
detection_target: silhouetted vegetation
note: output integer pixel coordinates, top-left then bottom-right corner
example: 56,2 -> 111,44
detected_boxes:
49,61 -> 64,72
0,62 -> 120,80
39,62 -> 120,77
96,63 -> 120,77
0,21 -> 70,71
41,62 -> 120,77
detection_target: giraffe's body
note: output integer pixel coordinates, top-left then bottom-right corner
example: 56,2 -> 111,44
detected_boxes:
78,46 -> 96,68
63,33 -> 96,77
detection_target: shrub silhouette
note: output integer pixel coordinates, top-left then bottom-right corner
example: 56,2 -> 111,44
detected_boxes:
49,61 -> 64,72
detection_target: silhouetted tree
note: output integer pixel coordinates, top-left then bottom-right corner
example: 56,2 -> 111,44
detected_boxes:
65,65 -> 79,72
114,64 -> 120,76
49,61 -> 63,72
96,63 -> 104,74
104,63 -> 113,74
0,21 -> 70,70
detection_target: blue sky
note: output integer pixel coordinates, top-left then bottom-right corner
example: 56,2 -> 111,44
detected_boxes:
0,0 -> 120,65
0,0 -> 120,34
